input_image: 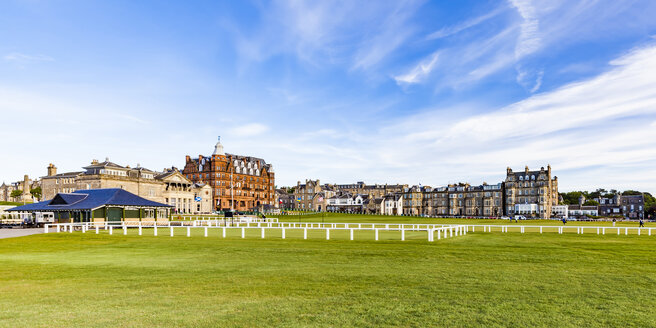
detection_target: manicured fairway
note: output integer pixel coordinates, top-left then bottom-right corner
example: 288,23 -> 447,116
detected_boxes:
277,212 -> 654,227
1,230 -> 655,327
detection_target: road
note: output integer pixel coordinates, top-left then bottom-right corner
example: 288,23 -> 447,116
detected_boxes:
0,228 -> 44,239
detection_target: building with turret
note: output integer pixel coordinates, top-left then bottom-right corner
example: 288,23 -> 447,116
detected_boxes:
182,137 -> 275,212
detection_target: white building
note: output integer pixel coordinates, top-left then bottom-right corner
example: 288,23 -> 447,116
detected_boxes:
551,205 -> 568,219
383,194 -> 403,216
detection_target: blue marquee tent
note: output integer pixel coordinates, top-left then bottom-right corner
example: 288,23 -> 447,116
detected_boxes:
8,188 -> 172,223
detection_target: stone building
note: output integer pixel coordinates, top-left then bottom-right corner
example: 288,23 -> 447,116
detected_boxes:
74,159 -> 164,203
504,165 -> 559,219
0,175 -> 40,203
182,137 -> 275,212
275,189 -> 296,210
620,194 -> 644,219
40,161 -> 213,215
411,183 -> 504,217
332,182 -> 407,199
156,169 -> 213,215
40,164 -> 83,200
403,185 -> 426,216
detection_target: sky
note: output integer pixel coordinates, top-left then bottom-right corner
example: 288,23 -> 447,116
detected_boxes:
1,0 -> 656,193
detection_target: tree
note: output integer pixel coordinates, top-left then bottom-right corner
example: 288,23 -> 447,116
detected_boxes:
10,189 -> 22,198
583,200 -> 599,206
30,187 -> 42,200
643,192 -> 655,208
622,190 -> 642,196
559,191 -> 583,205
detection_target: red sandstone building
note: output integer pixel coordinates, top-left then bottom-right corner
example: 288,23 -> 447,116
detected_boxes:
182,138 -> 275,212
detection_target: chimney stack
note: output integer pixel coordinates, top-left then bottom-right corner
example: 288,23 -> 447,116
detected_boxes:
47,163 -> 57,176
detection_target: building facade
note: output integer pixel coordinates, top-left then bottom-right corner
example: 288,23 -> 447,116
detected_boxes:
504,165 -> 559,219
0,175 -> 40,203
182,138 -> 275,212
41,161 -> 213,215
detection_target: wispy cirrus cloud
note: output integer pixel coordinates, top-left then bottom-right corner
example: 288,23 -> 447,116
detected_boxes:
3,52 -> 54,63
393,51 -> 439,85
426,6 -> 506,40
231,0 -> 422,71
374,43 -> 656,191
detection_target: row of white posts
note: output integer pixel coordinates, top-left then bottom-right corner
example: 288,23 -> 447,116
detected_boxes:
45,222 -> 469,242
469,225 -> 653,236
45,222 -> 654,239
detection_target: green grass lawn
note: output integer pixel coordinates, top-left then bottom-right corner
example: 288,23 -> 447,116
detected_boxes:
1,228 -> 655,327
276,212 -> 653,227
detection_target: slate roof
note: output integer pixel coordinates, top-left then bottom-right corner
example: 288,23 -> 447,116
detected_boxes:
7,188 -> 171,212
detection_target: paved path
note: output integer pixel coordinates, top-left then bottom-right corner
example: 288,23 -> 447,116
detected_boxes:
0,228 -> 44,239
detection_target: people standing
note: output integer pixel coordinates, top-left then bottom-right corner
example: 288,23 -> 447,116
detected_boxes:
612,218 -> 616,227
639,218 -> 644,228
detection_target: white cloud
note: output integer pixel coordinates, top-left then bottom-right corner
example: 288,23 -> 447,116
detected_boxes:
229,123 -> 270,137
3,52 -> 54,63
394,51 -> 440,85
426,6 -> 506,40
509,0 -> 541,59
231,1 -> 422,72
376,43 -> 656,192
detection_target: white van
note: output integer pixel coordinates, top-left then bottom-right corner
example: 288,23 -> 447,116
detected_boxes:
35,212 -> 55,226
514,215 -> 527,220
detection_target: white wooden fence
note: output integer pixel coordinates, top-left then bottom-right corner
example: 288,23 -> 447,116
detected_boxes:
43,221 -> 467,242
43,221 -> 655,241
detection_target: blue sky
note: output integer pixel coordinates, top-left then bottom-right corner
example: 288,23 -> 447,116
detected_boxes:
1,0 -> 656,193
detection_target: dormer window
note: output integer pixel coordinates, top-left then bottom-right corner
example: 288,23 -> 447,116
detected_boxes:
519,176 -> 523,181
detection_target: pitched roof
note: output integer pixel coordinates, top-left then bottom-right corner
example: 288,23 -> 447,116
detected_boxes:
7,188 -> 171,212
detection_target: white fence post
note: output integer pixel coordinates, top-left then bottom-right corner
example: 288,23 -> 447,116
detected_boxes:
56,225 -> 60,233
223,227 -> 226,238
401,229 -> 405,241
638,228 -> 641,236
95,226 -> 99,234
603,227 -> 606,235
44,225 -> 49,234
154,225 -> 158,236
261,228 -> 265,239
375,229 -> 379,241
282,228 -> 286,239
138,225 -> 142,236
170,226 -> 174,237
326,229 -> 330,240
123,226 -> 127,235
109,226 -> 113,235
350,229 -> 354,240
625,228 -> 628,235
204,226 -> 208,237
304,228 -> 308,240
187,226 -> 191,237
540,226 -> 542,234
241,227 -> 245,238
